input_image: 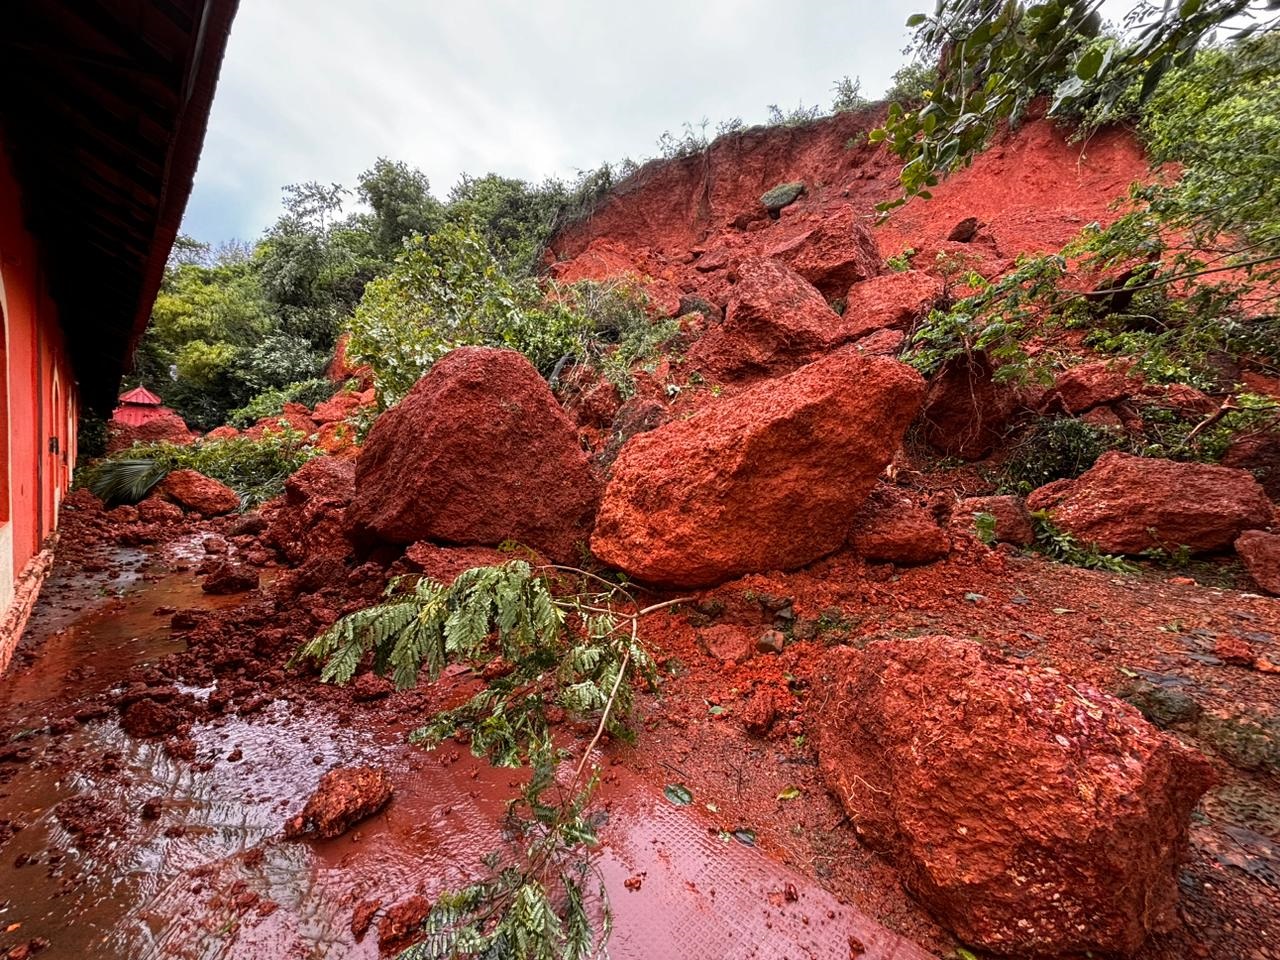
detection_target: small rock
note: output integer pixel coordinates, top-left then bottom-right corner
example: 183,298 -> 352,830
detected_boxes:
950,495 -> 1035,546
352,672 -> 393,702
284,766 -> 394,840
378,894 -> 431,952
760,181 -> 805,215
351,898 -> 382,941
699,624 -> 754,663
201,562 -> 260,595
756,630 -> 786,655
946,216 -> 981,242
741,687 -> 778,736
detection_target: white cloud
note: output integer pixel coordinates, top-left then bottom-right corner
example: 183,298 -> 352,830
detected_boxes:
182,0 -> 925,242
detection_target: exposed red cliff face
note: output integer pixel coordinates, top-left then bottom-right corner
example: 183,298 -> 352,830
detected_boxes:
550,108 -> 894,262
546,105 -> 1149,311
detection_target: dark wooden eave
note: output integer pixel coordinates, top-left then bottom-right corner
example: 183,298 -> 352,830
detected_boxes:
0,0 -> 238,412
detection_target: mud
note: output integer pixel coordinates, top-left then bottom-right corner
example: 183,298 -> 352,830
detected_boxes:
0,539 -> 925,960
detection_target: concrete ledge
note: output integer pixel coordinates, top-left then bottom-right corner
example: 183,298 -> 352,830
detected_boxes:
0,543 -> 55,676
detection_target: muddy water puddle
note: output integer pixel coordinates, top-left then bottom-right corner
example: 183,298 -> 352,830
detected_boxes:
1,549 -> 927,960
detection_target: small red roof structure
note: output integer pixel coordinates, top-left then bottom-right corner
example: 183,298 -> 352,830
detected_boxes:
118,386 -> 164,407
112,385 -> 179,428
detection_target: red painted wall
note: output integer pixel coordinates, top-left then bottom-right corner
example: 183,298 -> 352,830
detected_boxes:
0,133 -> 79,583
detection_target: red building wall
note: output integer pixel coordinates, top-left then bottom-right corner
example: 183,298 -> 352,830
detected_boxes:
0,133 -> 79,669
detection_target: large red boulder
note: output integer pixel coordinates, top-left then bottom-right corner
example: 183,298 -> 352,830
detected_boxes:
918,352 -> 1016,460
842,271 -> 943,340
1028,451 -> 1273,554
687,258 -> 841,380
266,456 -> 355,564
591,349 -> 925,587
1222,429 -> 1280,499
346,348 -> 601,563
816,636 -> 1214,957
762,202 -> 883,298
158,469 -> 240,516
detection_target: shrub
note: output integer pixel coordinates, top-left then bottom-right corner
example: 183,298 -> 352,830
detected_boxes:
997,417 -> 1119,494
228,378 -> 338,428
351,224 -> 671,407
84,430 -> 317,508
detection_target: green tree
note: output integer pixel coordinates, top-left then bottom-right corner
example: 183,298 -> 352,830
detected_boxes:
356,157 -> 443,259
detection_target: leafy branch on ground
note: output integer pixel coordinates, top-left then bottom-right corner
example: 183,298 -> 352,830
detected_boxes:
1031,510 -> 1137,573
292,561 -> 688,959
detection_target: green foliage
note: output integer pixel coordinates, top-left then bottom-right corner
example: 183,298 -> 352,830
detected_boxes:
295,562 -> 677,959
885,248 -> 917,272
87,458 -> 168,505
832,75 -> 871,112
998,417 -> 1118,493
1031,510 -> 1137,573
83,431 -> 317,508
77,413 -> 109,461
760,181 -> 805,213
228,378 -> 337,429
973,511 -> 999,545
906,252 -> 1068,380
883,58 -> 939,104
349,223 -> 540,405
357,157 -> 444,260
765,101 -> 823,127
552,279 -> 674,398
351,225 -> 669,406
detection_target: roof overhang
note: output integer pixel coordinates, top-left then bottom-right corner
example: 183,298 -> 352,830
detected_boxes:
0,0 -> 238,412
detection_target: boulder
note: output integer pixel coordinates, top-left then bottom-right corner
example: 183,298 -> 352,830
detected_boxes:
919,352 -> 1015,460
284,766 -> 394,840
847,487 -> 950,565
201,562 -> 260,595
347,348 -> 601,563
842,271 -> 943,340
266,456 -> 355,565
311,389 -> 364,424
850,328 -> 905,356
1236,529 -> 1280,595
763,203 -> 883,298
1051,361 -> 1142,414
159,469 -> 240,517
951,495 -> 1035,546
137,497 -> 184,524
687,258 -> 841,380
816,636 -> 1214,957
592,349 -> 925,587
1223,429 -> 1280,499
205,425 -> 240,441
1028,451 -> 1273,554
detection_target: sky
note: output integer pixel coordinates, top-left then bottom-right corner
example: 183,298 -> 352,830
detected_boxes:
180,0 -> 927,244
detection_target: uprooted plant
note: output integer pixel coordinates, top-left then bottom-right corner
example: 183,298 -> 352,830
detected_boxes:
291,560 -> 687,959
